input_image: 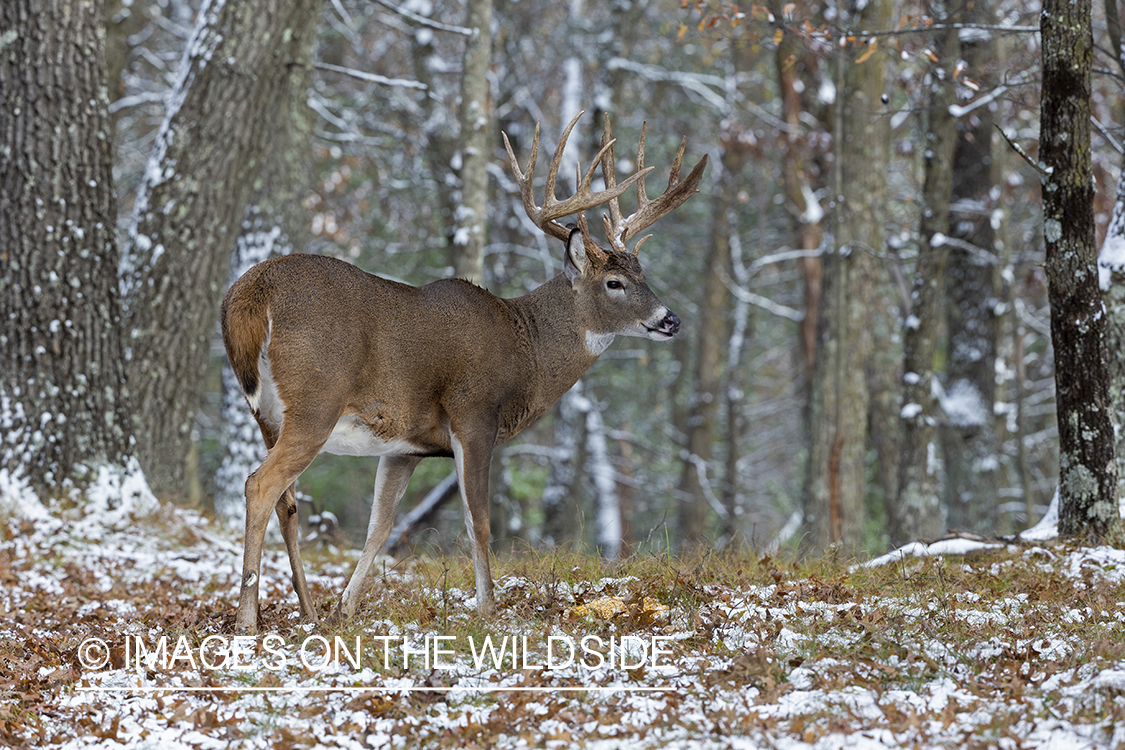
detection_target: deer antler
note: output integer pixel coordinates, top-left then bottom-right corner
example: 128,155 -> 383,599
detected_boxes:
600,115 -> 710,256
502,111 -> 653,244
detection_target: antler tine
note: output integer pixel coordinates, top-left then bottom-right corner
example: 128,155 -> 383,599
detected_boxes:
502,124 -> 540,230
620,134 -> 709,246
601,115 -> 626,242
544,111 -> 585,215
635,122 -> 649,208
503,111 -> 656,243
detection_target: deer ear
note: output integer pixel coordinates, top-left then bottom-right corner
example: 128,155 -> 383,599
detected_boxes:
564,224 -> 587,282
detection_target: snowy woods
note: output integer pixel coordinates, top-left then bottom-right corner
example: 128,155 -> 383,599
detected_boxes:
2,0 -> 1125,554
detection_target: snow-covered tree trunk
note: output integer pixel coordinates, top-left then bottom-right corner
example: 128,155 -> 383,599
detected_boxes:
1039,0 -> 1120,539
541,384 -> 585,547
1098,0 -> 1125,518
0,0 -> 135,501
722,208 -> 752,544
802,0 -> 892,553
213,26 -> 316,521
119,0 -> 321,499
584,396 -> 622,560
770,0 -> 824,384
893,23 -> 960,545
941,4 -> 1002,535
1098,157 -> 1125,517
450,0 -> 493,284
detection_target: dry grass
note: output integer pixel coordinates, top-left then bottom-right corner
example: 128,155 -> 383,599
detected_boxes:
2,502 -> 1124,748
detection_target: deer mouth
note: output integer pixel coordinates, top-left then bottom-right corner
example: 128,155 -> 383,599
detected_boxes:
646,310 -> 681,338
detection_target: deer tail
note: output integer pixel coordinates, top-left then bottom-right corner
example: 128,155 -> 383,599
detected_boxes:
220,280 -> 271,413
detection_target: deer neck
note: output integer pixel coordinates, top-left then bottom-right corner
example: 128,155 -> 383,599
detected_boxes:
505,273 -> 605,405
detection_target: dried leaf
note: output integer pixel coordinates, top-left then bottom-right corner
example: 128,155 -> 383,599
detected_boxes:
854,39 -> 878,64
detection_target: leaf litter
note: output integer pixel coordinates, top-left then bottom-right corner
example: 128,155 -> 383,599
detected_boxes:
1,498 -> 1124,749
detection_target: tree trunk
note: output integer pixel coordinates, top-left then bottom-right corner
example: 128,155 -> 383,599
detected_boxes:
771,2 -> 824,381
213,21 -> 317,519
1097,0 -> 1125,520
120,0 -> 322,499
1040,0 -> 1120,539
541,384 -> 585,547
677,152 -> 732,546
892,23 -> 960,545
1100,155 -> 1125,519
801,0 -> 892,554
940,0 -> 1002,534
0,0 -> 134,499
721,207 -> 752,545
450,0 -> 494,284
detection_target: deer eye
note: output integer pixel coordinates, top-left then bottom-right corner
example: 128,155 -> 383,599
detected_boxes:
606,279 -> 624,290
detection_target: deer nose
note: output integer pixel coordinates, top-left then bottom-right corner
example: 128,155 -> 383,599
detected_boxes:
663,311 -> 681,334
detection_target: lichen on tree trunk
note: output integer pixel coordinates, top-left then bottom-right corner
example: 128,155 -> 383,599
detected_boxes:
1039,0 -> 1120,539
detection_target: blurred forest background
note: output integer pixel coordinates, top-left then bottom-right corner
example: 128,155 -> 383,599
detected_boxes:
5,0 -> 1124,556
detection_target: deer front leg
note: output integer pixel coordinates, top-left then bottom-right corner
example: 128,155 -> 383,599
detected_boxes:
328,454 -> 421,626
450,432 -> 496,613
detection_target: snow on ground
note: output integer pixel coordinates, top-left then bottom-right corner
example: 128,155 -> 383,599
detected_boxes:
2,499 -> 1124,749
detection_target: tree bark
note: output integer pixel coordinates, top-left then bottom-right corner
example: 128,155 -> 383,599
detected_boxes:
1039,0 -> 1120,539
213,19 -> 316,518
451,0 -> 494,284
677,153 -> 732,546
940,0 -> 1002,534
892,23 -> 960,545
801,0 -> 892,554
1098,0 -> 1125,522
1099,168 -> 1125,516
120,0 -> 322,499
0,0 -> 134,497
541,384 -> 585,547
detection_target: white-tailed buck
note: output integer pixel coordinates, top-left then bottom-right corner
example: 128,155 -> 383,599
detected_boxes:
222,112 -> 707,633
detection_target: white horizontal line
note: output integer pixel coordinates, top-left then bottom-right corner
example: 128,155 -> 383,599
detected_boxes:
76,685 -> 673,694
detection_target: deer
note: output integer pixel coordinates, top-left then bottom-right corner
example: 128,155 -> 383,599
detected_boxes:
221,111 -> 707,634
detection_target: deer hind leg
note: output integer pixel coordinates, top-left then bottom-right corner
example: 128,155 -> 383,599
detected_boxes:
451,432 -> 496,613
275,487 -> 318,624
328,454 -> 421,625
236,415 -> 330,634
251,414 -> 318,625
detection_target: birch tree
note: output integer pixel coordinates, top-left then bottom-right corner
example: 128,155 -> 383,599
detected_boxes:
450,0 -> 494,283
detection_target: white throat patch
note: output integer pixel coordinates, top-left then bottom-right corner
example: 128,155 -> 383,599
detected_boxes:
585,331 -> 615,356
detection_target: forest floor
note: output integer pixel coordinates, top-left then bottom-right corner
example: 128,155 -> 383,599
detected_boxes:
2,490 -> 1125,749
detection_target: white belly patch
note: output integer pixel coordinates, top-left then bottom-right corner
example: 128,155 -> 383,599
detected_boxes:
251,343 -> 418,458
322,415 -> 419,457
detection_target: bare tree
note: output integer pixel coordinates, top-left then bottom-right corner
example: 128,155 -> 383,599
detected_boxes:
120,0 -> 322,498
802,0 -> 893,553
451,0 -> 494,283
0,0 -> 134,498
893,21 -> 961,545
1039,0 -> 1119,538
